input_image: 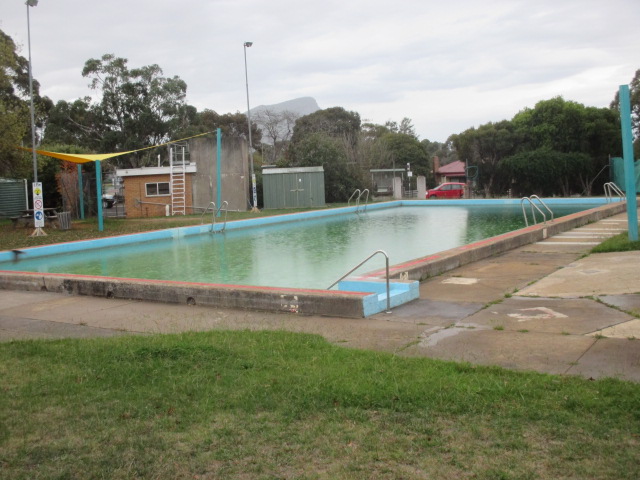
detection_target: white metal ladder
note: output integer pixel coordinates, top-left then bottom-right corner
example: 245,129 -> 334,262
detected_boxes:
521,195 -> 554,227
348,188 -> 370,213
170,143 -> 188,215
603,182 -> 625,203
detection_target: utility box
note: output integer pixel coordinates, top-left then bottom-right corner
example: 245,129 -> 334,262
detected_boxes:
262,166 -> 325,209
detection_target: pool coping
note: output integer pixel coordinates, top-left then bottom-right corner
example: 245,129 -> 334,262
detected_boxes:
0,199 -> 628,318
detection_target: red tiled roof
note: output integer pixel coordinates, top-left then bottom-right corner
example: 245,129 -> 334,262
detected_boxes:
437,160 -> 466,175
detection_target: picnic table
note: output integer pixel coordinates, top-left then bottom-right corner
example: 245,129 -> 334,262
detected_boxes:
11,208 -> 59,228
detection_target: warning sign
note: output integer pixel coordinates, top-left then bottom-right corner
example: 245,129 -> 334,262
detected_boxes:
32,182 -> 44,228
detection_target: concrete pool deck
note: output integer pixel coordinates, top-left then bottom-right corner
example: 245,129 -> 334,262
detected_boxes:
1,210 -> 639,382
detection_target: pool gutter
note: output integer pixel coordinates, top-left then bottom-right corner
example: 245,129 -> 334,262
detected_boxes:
0,199 -> 627,318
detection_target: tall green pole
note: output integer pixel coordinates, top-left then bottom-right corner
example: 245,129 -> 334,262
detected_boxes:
216,128 -> 222,217
96,160 -> 104,232
618,85 -> 639,241
77,164 -> 85,219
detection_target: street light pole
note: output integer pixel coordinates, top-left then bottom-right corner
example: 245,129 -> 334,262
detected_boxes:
26,0 -> 38,184
26,0 -> 46,236
243,41 -> 259,212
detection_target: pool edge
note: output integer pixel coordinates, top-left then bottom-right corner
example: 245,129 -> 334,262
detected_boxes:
0,200 -> 627,318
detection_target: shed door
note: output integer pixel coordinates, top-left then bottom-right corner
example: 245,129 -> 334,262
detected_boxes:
285,173 -> 307,208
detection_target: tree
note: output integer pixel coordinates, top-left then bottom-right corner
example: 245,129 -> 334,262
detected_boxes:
172,108 -> 262,146
254,108 -> 298,164
0,29 -> 51,177
500,149 -> 591,197
610,69 -> 640,157
380,132 -> 430,177
383,117 -> 417,138
290,133 -> 361,202
286,107 -> 363,201
43,98 -> 100,148
449,120 -> 519,196
512,97 -> 620,194
45,54 -> 189,168
290,107 -> 361,147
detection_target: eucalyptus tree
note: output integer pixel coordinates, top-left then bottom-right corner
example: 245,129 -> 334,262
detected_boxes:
45,54 -> 189,168
0,29 -> 51,176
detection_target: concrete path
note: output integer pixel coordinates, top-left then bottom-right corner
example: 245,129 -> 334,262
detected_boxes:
1,212 -> 639,382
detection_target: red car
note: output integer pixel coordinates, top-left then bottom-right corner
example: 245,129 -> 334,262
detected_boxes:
426,182 -> 466,199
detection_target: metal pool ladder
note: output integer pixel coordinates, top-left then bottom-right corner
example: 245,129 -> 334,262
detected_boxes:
603,182 -> 625,203
348,188 -> 370,214
200,201 -> 229,233
521,195 -> 554,227
327,249 -> 392,313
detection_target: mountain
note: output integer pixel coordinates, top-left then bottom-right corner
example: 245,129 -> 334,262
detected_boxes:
250,97 -> 320,118
250,97 -> 320,145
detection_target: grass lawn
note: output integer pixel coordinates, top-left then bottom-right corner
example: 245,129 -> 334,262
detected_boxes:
2,210 -> 639,478
591,232 -> 640,253
1,330 -> 639,479
0,206 -> 340,252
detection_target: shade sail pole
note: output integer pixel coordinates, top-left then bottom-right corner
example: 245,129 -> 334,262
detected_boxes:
96,160 -> 104,232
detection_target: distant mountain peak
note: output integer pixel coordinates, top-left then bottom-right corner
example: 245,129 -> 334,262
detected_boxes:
250,97 -> 321,145
250,97 -> 320,117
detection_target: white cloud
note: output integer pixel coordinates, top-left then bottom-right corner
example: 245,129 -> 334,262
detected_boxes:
2,0 -> 638,142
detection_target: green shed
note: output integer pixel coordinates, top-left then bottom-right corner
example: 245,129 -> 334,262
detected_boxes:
0,178 -> 28,219
262,166 -> 325,209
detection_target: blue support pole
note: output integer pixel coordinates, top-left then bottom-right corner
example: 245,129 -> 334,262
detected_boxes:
619,85 -> 639,241
96,160 -> 104,232
216,128 -> 222,217
77,164 -> 85,219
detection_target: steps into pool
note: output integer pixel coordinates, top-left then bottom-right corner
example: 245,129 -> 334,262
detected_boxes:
338,279 -> 420,316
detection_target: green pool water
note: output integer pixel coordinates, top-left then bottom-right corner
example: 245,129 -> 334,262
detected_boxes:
6,204 -> 592,289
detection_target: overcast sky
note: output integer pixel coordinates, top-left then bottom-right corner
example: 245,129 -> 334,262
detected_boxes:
2,0 -> 639,142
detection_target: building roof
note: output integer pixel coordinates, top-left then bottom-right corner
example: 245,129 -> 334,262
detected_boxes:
262,166 -> 324,175
116,164 -> 197,177
437,160 -> 466,175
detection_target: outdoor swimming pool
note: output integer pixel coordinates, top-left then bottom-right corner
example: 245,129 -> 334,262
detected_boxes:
0,200 -> 609,290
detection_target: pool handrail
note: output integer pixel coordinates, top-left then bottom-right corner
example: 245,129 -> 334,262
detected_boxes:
327,249 -> 391,313
348,189 -> 361,207
200,201 -> 229,232
520,196 -> 547,227
529,195 -> 554,223
358,189 -> 370,213
603,182 -> 625,203
348,188 -> 370,213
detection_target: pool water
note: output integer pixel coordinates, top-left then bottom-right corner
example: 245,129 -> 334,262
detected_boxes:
4,204 -> 593,289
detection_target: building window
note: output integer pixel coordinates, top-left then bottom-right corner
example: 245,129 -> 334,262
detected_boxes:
146,182 -> 170,196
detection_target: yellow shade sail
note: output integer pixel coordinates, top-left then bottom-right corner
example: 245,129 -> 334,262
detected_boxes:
17,131 -> 214,164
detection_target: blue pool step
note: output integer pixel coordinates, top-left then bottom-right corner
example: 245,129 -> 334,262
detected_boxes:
337,279 -> 420,317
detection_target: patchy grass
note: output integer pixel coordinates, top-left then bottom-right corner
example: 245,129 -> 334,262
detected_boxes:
0,206 -> 343,252
1,330 -> 639,479
591,232 -> 640,253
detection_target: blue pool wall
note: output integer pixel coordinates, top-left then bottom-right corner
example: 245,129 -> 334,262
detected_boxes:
0,197 -> 620,264
338,279 -> 420,316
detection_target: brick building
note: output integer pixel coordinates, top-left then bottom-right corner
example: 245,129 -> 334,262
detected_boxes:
115,136 -> 249,218
116,165 -> 197,218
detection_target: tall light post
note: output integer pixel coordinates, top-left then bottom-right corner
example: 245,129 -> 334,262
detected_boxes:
26,0 -> 46,236
243,41 -> 259,212
26,0 -> 38,184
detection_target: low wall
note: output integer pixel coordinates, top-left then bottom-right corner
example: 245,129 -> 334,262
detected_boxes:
0,272 -> 370,318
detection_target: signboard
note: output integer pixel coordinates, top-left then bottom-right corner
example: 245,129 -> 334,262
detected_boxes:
407,171 -> 413,177
251,173 -> 258,209
32,182 -> 44,228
